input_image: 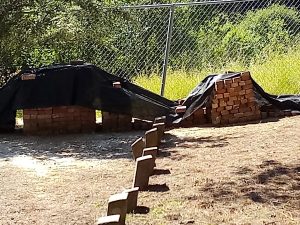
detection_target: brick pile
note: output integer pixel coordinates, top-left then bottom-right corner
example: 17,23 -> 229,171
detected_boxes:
210,72 -> 261,125
102,112 -> 132,132
23,106 -> 96,134
179,107 -> 208,127
260,105 -> 300,119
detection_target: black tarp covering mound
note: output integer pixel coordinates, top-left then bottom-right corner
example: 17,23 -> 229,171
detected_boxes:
175,72 -> 300,123
0,64 -> 177,130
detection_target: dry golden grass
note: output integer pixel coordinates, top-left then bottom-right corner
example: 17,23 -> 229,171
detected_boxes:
0,116 -> 299,225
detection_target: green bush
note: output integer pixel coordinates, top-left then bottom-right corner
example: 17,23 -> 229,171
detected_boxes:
221,4 -> 300,64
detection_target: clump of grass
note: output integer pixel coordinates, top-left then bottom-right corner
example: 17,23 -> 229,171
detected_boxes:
134,49 -> 300,100
134,70 -> 207,100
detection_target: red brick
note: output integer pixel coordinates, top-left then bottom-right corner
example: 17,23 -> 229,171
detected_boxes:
220,119 -> 229,125
241,71 -> 251,81
194,108 -> 205,117
215,81 -> 224,91
234,112 -> 244,118
230,92 -> 239,97
234,86 -> 242,92
230,109 -> 239,114
233,77 -> 241,83
212,99 -> 219,104
248,97 -> 256,102
53,108 -> 67,114
239,107 -> 251,113
211,110 -> 221,117
215,94 -> 224,99
224,79 -> 232,87
243,84 -> 253,90
216,88 -> 226,94
217,107 -> 224,112
241,99 -> 248,104
245,79 -> 252,85
221,110 -> 229,115
227,87 -> 235,93
238,117 -> 248,123
239,81 -> 246,86
245,92 -> 255,99
239,90 -> 246,96
211,108 -> 217,113
37,114 -> 52,119
30,114 -> 37,119
231,82 -> 239,88
23,115 -> 30,120
212,104 -> 218,109
229,96 -> 238,101
234,100 -> 240,105
224,93 -> 230,98
219,101 -> 227,107
244,111 -> 255,117
247,102 -> 256,107
229,117 -> 239,124
245,89 -> 253,94
227,100 -> 234,106
212,116 -> 221,125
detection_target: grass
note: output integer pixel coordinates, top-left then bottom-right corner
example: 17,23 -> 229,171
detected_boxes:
134,49 -> 300,100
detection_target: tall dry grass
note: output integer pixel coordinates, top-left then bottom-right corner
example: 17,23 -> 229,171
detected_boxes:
134,49 -> 300,100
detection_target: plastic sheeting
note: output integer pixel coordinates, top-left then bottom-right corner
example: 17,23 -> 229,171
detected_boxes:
0,64 -> 177,130
175,72 -> 300,123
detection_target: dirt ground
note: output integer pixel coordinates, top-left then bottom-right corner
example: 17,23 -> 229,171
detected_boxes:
0,116 -> 299,225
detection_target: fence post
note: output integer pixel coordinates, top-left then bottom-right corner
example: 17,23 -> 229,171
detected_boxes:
160,4 -> 175,97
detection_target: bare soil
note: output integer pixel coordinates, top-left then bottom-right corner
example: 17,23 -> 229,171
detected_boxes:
0,116 -> 300,225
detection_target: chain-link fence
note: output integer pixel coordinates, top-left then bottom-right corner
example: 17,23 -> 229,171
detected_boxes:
1,0 -> 300,96
94,0 -> 300,96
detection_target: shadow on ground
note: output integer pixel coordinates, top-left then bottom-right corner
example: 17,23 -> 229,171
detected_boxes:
159,132 -> 241,161
197,160 -> 300,208
0,131 -> 144,161
133,206 -> 150,214
160,132 -> 243,150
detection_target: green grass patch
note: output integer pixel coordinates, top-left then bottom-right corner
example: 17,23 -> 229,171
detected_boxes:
134,49 -> 300,100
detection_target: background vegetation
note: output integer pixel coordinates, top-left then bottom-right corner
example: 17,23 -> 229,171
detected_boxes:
1,0 -> 300,98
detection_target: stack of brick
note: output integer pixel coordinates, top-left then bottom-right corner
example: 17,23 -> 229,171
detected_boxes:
23,106 -> 96,134
102,112 -> 132,132
210,72 -> 261,125
179,107 -> 208,127
259,103 -> 300,118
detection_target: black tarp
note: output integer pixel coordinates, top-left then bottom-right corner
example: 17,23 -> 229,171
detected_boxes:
0,64 -> 177,130
174,72 -> 300,123
1,67 -> 299,130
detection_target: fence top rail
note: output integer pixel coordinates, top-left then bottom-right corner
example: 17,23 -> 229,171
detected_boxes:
118,0 -> 257,10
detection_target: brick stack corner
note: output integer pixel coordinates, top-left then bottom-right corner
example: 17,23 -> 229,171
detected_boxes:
102,112 -> 132,132
210,71 -> 261,125
23,106 -> 96,135
179,107 -> 208,127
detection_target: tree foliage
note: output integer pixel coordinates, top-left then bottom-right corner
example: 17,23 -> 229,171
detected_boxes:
1,1 -> 300,86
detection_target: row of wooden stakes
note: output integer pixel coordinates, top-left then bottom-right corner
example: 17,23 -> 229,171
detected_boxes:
96,117 -> 167,225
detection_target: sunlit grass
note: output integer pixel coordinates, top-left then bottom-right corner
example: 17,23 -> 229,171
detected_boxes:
134,49 -> 300,100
